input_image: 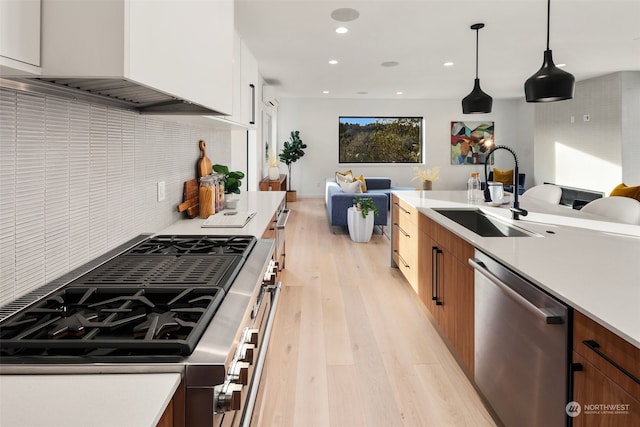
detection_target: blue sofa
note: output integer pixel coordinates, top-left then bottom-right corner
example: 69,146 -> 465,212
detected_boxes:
325,177 -> 412,227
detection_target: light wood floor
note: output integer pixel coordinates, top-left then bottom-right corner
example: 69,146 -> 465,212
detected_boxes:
253,199 -> 496,427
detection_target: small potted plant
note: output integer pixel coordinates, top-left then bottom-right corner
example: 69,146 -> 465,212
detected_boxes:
349,196 -> 380,243
279,130 -> 307,202
412,166 -> 440,190
212,164 -> 245,194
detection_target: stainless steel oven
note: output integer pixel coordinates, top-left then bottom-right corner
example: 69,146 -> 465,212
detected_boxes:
0,234 -> 282,427
209,258 -> 281,427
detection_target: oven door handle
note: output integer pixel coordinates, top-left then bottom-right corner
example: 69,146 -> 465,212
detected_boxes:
240,281 -> 282,427
276,209 -> 290,229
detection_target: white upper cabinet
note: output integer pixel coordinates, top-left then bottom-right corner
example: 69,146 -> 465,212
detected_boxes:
39,0 -> 234,115
240,39 -> 258,126
0,0 -> 42,74
228,31 -> 259,126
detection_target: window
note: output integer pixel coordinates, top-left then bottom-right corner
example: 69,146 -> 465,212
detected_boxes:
338,116 -> 423,163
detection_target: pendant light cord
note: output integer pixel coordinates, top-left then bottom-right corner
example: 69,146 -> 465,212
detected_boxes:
475,28 -> 479,78
546,0 -> 551,50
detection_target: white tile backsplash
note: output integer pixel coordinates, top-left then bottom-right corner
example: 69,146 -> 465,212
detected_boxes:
0,90 -> 17,305
0,87 -> 232,306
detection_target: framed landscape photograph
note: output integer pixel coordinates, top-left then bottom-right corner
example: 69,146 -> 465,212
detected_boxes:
450,121 -> 494,165
339,116 -> 423,163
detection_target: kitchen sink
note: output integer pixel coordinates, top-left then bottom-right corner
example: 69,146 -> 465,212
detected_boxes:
433,208 -> 535,237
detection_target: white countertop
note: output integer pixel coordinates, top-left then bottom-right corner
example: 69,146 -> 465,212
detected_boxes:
0,373 -> 181,427
393,190 -> 640,348
161,190 -> 286,236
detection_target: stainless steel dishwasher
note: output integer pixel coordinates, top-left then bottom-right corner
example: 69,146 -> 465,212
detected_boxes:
470,250 -> 569,427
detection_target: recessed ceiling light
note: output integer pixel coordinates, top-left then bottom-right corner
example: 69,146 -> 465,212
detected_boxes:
381,61 -> 399,67
443,62 -> 454,67
396,91 -> 403,95
330,8 -> 360,22
328,59 -> 338,65
335,27 -> 348,34
322,90 -> 329,94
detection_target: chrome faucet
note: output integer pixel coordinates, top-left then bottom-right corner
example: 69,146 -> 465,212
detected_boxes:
483,145 -> 528,220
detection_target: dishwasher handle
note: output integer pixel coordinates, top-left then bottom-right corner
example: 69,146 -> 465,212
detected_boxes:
469,258 -> 564,325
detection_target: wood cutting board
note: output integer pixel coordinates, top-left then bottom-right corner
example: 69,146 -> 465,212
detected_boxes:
177,178 -> 199,218
197,140 -> 212,178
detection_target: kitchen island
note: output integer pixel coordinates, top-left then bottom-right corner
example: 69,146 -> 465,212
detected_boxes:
391,190 -> 640,347
391,189 -> 640,426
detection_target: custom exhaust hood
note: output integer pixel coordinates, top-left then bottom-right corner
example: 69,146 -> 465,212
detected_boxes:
1,77 -> 224,115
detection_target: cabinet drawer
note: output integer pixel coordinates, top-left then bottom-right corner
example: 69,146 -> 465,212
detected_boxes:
574,311 -> 640,401
398,230 -> 418,265
573,352 -> 640,426
393,197 -> 418,227
396,250 -> 418,294
432,221 -> 473,262
418,211 -> 436,236
395,225 -> 418,293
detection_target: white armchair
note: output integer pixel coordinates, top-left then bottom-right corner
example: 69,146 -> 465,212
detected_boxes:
580,196 -> 640,225
520,184 -> 562,204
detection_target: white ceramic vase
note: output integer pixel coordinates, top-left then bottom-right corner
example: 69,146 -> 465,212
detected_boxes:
347,206 -> 374,243
268,166 -> 280,180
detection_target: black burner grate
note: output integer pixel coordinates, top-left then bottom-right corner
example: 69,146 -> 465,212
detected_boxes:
0,234 -> 259,360
74,255 -> 243,292
0,287 -> 225,357
126,235 -> 257,256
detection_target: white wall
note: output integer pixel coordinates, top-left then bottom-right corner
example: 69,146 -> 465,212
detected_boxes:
533,72 -> 639,194
276,97 -> 534,198
621,71 -> 640,185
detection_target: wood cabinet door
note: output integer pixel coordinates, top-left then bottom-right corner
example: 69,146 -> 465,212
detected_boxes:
416,212 -> 474,374
573,310 -> 640,400
418,230 -> 437,315
573,352 -> 640,426
392,194 -> 419,293
441,252 -> 474,374
397,220 -> 419,293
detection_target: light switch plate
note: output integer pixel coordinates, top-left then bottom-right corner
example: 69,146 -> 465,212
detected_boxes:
157,181 -> 166,202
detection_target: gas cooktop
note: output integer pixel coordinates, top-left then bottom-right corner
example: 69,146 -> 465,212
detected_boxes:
126,234 -> 256,256
0,235 -> 258,360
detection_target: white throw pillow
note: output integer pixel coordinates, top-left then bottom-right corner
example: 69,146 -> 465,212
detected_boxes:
335,172 -> 354,184
338,180 -> 362,194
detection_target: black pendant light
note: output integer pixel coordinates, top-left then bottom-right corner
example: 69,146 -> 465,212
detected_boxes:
524,0 -> 575,102
462,23 -> 492,114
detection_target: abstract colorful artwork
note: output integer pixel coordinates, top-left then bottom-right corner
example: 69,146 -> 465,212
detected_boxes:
450,121 -> 494,165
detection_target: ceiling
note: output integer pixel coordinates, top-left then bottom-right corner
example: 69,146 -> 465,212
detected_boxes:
235,0 -> 640,100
